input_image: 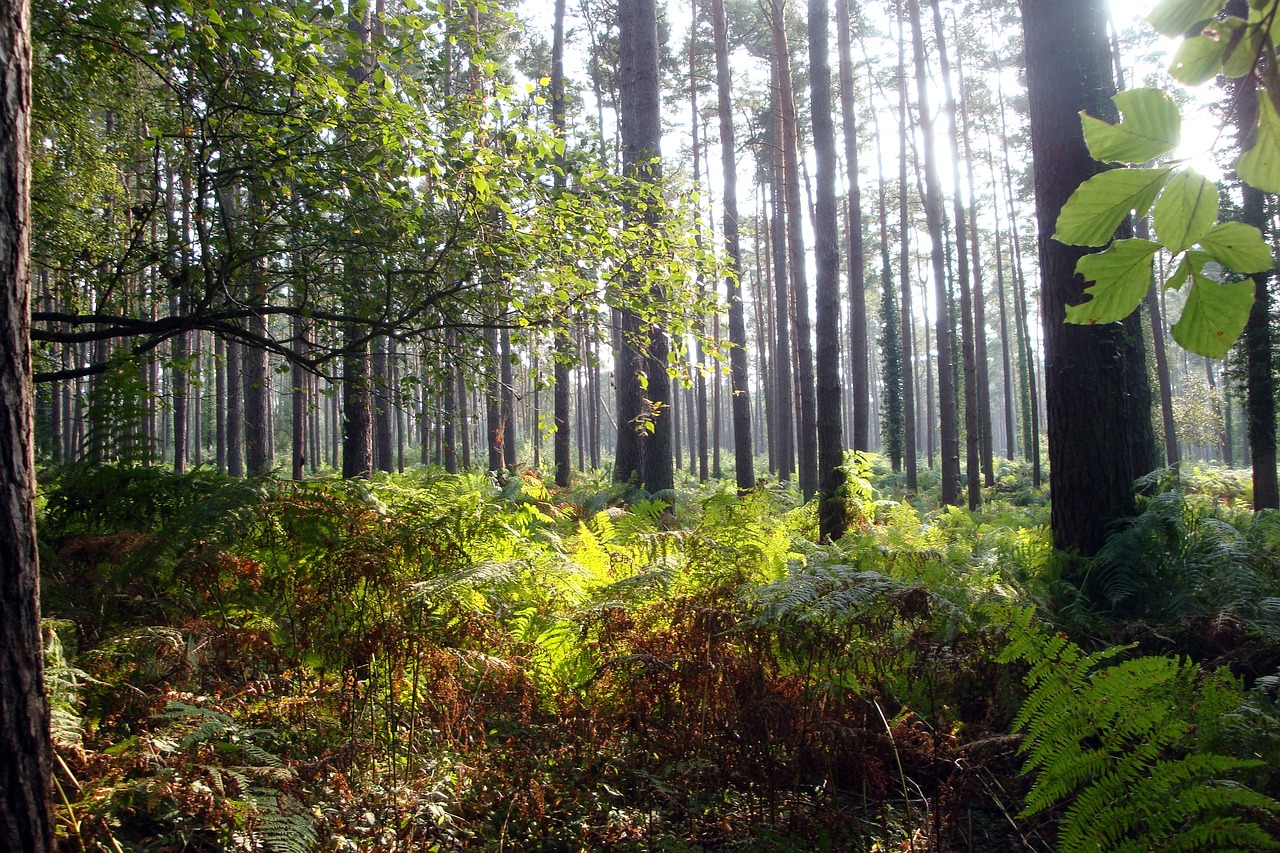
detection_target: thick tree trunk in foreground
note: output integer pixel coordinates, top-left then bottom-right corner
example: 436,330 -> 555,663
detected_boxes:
0,0 -> 53,843
1021,0 -> 1155,556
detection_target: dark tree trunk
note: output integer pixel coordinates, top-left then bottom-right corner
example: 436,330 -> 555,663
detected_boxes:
214,334 -> 226,471
487,325 -> 504,471
618,0 -> 672,493
342,330 -> 373,479
836,0 -> 869,453
770,150 -> 794,483
907,0 -> 959,505
1021,0 -> 1155,556
501,327 -> 516,470
291,317 -> 308,480
0,0 -> 53,841
809,0 -> 846,539
551,0 -> 572,487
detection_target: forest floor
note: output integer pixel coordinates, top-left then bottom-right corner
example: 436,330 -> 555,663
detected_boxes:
35,459 -> 1280,851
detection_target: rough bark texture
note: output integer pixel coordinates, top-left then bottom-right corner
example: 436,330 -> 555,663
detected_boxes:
618,0 -> 673,494
808,0 -> 846,540
0,0 -> 53,842
341,332 -> 373,478
1021,0 -> 1153,556
769,130 -> 794,483
710,0 -> 755,491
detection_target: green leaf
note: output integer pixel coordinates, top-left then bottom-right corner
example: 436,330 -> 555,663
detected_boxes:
1081,88 -> 1181,164
1165,254 -> 1193,291
1147,0 -> 1224,37
1171,275 -> 1254,358
1054,168 -> 1173,247
1222,19 -> 1263,77
1237,91 -> 1280,193
1198,221 -> 1274,272
1169,34 -> 1225,84
1153,169 -> 1219,254
1065,239 -> 1162,325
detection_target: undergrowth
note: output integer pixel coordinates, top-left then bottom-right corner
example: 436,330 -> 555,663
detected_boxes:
33,461 -> 1280,851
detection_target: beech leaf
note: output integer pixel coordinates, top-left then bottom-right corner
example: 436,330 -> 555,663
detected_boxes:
1148,0 -> 1225,37
1171,274 -> 1254,358
1153,169 -> 1218,255
1198,221 -> 1273,273
1081,88 -> 1181,164
1065,239 -> 1162,325
1237,90 -> 1280,193
1054,168 -> 1173,247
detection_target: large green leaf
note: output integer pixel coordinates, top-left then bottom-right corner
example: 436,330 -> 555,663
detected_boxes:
1198,221 -> 1274,273
1171,274 -> 1254,358
1153,169 -> 1218,254
1221,18 -> 1262,77
1170,34 -> 1226,84
1081,89 -> 1181,164
1148,0 -> 1225,37
1237,91 -> 1280,193
1054,168 -> 1173,247
1065,239 -> 1162,325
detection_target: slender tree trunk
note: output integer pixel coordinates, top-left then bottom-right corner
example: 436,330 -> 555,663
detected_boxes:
714,167 -> 743,415
227,338 -> 244,476
956,37 -> 995,485
931,0 -> 979,508
373,335 -> 394,473
487,325 -> 503,471
500,327 -> 516,469
0,0 -> 53,839
907,0 -> 959,505
896,0 -> 918,491
773,0 -> 818,499
836,0 -> 869,453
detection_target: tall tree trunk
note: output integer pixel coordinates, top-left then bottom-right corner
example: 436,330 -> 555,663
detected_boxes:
244,222 -> 272,476
551,0 -> 572,487
618,0 -> 672,493
291,317 -> 308,480
808,0 -> 846,539
930,0 -> 979,508
500,326 -> 516,469
896,0 -> 918,491
836,0 -> 869,453
0,0 -> 53,840
487,325 -> 503,471
907,0 -> 959,505
709,0 -> 755,492
1021,0 -> 1155,556
772,0 -> 818,500
955,36 -> 995,485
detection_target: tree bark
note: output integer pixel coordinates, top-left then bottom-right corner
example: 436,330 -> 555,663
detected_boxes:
1021,0 -> 1155,556
808,0 -> 846,539
0,0 -> 53,841
896,0 -> 918,491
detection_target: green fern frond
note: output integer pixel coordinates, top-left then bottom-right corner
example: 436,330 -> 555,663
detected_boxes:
1003,615 -> 1279,851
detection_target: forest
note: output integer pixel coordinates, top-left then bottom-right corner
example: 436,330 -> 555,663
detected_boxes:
8,0 -> 1280,849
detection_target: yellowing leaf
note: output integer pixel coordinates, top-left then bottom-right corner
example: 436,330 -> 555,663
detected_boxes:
1065,239 -> 1161,325
1171,275 -> 1254,358
1153,169 -> 1218,255
1054,168 -> 1173,247
1198,221 -> 1274,273
1081,88 -> 1180,164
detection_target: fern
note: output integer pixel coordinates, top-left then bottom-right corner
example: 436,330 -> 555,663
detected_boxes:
1000,610 -> 1279,851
